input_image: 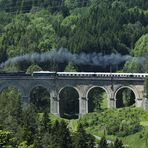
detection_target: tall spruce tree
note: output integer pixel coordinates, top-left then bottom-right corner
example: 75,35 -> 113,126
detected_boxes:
50,120 -> 61,148
42,111 -> 51,133
98,136 -> 108,148
108,142 -> 114,148
58,120 -> 73,148
13,97 -> 23,125
114,138 -> 124,148
73,123 -> 95,148
34,130 -> 43,148
22,104 -> 38,144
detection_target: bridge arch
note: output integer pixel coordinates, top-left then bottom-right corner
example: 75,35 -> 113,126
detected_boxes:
58,85 -> 81,100
86,86 -> 110,112
86,86 -> 110,99
58,85 -> 80,119
29,85 -> 51,112
0,82 -> 26,96
28,84 -> 51,96
114,85 -> 138,108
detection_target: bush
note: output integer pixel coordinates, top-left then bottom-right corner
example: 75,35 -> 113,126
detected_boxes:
79,108 -> 142,136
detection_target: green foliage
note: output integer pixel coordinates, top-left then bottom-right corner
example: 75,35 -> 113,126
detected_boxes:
47,120 -> 73,148
0,87 -> 21,130
13,97 -> 23,125
0,0 -> 147,72
116,88 -> 135,108
132,34 -> 148,57
0,0 -> 148,147
73,123 -> 95,148
88,88 -> 108,112
30,86 -> 50,112
123,59 -> 144,73
0,130 -> 15,147
18,141 -> 34,148
26,64 -> 42,74
59,87 -> 79,119
114,138 -> 124,148
79,108 -> 141,137
64,62 -> 77,72
98,136 -> 108,148
124,34 -> 148,72
22,105 -> 38,144
57,120 -> 73,148
42,111 -> 51,132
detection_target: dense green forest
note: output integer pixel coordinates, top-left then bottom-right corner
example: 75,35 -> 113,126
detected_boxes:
0,0 -> 148,147
0,0 -> 148,72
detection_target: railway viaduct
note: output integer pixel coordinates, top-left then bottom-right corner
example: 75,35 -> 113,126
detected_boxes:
0,74 -> 147,116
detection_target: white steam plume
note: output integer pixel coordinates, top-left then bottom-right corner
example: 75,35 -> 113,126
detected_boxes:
0,48 -> 145,68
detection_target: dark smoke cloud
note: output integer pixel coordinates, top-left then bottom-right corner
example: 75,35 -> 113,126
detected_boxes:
0,48 -> 145,68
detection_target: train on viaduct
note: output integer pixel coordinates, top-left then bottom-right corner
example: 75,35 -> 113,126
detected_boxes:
0,71 -> 148,117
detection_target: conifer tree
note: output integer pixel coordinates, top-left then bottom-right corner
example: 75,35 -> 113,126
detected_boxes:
41,132 -> 52,148
13,97 -> 23,125
34,111 -> 50,148
98,136 -> 108,148
73,123 -> 95,148
73,124 -> 87,148
49,120 -> 73,148
87,133 -> 95,148
34,112 -> 52,148
108,142 -> 114,148
50,120 -> 61,148
42,111 -> 51,133
58,120 -> 73,148
34,130 -> 42,148
22,104 -> 38,144
114,138 -> 124,148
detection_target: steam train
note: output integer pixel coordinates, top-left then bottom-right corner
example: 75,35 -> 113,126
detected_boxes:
0,71 -> 147,78
32,71 -> 148,78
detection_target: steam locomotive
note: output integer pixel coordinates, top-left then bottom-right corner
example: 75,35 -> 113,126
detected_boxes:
0,71 -> 31,76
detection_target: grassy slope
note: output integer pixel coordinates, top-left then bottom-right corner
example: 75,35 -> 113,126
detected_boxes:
70,108 -> 148,148
121,127 -> 148,148
47,108 -> 148,148
121,112 -> 148,148
85,126 -> 148,148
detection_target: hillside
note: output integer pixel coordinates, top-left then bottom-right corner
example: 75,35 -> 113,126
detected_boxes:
0,0 -> 147,72
0,0 -> 148,148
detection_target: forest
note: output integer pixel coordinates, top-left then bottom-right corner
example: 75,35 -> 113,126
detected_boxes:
0,0 -> 148,147
0,0 -> 148,72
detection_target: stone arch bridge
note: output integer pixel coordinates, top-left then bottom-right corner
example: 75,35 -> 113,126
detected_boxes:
0,73 -> 147,116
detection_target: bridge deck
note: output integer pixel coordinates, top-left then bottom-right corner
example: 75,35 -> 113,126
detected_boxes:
0,76 -> 145,81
